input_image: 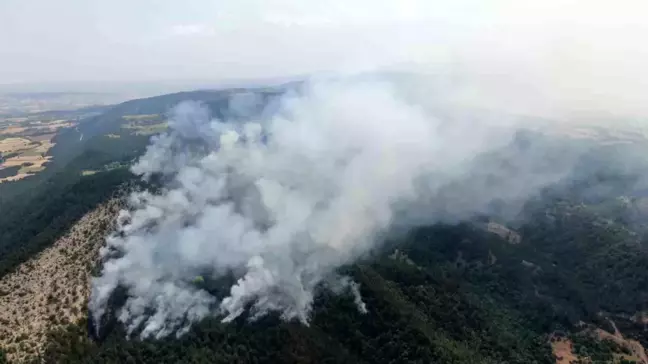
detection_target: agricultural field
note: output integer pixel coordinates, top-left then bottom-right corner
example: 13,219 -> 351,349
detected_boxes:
0,117 -> 77,182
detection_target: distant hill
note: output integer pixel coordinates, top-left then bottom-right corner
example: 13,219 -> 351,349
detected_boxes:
75,86 -> 286,139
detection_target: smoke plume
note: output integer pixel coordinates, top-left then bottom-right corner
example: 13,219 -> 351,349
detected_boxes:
89,77 -> 584,339
73,0 -> 648,340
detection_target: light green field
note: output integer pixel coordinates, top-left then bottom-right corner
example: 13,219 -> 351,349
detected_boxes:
122,122 -> 168,136
80,161 -> 129,177
122,114 -> 161,121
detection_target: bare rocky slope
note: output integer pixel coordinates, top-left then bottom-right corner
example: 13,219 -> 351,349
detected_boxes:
0,200 -> 120,363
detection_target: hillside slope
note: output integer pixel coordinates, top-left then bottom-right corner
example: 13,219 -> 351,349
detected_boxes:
0,200 -> 120,363
2,87 -> 648,363
35,199 -> 648,364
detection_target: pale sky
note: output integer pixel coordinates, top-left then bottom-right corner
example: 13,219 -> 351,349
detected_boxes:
1,0 -> 648,118
0,0 -> 465,84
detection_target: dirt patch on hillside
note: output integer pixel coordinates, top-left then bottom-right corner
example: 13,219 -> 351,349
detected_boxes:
486,222 -> 522,244
550,335 -> 579,364
595,324 -> 648,364
0,200 -> 120,363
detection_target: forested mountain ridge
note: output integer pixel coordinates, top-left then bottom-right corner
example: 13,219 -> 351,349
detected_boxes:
36,193 -> 648,364
0,86 -> 287,281
1,88 -> 648,363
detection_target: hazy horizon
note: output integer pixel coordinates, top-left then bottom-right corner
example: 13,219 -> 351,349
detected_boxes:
2,0 -> 648,118
0,76 -> 304,95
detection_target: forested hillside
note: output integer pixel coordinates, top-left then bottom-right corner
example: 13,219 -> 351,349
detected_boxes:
1,88 -> 648,363
39,193 -> 648,364
0,86 -> 285,280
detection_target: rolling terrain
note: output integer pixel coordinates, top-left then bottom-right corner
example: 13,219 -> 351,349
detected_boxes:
0,87 -> 647,363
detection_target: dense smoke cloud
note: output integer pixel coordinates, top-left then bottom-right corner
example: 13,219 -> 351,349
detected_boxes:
67,0 -> 648,341
91,78 -> 580,338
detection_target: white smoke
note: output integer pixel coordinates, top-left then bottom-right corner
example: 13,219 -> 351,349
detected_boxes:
73,0 -> 648,341
90,78 -> 570,339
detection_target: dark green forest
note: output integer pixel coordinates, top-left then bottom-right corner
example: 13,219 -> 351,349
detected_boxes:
35,150 -> 648,363
39,197 -> 648,364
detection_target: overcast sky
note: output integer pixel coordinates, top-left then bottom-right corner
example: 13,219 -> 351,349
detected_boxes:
1,0 -> 647,116
0,0 -> 456,84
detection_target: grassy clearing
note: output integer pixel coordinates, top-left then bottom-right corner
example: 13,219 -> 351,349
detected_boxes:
123,121 -> 168,136
81,161 -> 129,177
122,114 -> 167,136
122,114 -> 161,121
